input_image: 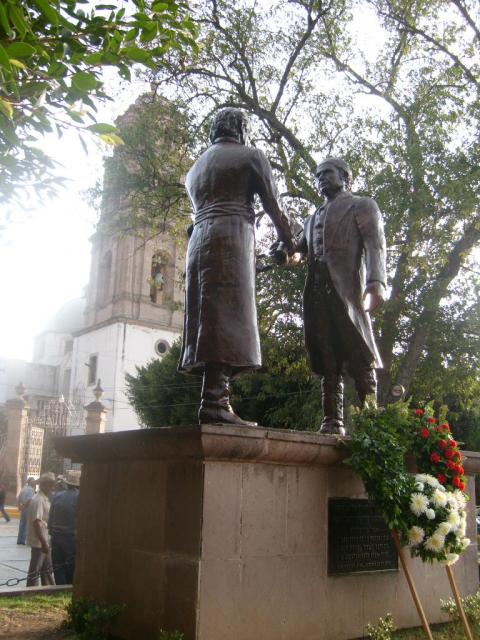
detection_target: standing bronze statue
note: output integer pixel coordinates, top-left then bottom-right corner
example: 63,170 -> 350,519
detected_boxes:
179,108 -> 294,426
272,157 -> 387,435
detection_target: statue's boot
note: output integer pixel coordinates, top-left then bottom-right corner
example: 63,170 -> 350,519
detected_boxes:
319,375 -> 345,436
199,364 -> 257,427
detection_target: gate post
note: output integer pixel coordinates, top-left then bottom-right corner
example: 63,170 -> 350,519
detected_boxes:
4,382 -> 29,504
84,380 -> 109,434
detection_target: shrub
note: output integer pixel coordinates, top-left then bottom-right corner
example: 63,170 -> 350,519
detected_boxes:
65,597 -> 124,639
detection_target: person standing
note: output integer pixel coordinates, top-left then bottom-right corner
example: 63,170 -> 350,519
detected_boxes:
48,469 -> 80,585
272,157 -> 387,435
17,477 -> 36,544
178,107 -> 294,425
0,483 -> 11,523
26,472 -> 56,586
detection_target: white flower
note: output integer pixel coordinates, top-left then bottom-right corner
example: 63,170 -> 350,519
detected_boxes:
410,493 -> 429,516
426,508 -> 436,520
409,526 -> 425,546
448,510 -> 460,528
444,553 -> 460,566
461,538 -> 471,550
458,522 -> 467,537
415,482 -> 425,492
432,489 -> 447,508
446,494 -> 458,508
436,522 -> 452,536
425,534 -> 445,552
424,475 -> 440,488
415,474 -> 428,483
454,490 -> 467,509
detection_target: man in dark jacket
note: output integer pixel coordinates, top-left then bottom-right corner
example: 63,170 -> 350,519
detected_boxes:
273,157 -> 387,435
179,107 -> 294,425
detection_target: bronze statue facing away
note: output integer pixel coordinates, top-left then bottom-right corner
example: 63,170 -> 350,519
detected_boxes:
178,108 -> 294,426
273,157 -> 387,435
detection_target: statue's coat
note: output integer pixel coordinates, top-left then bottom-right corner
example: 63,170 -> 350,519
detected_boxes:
299,191 -> 387,372
179,138 -> 291,376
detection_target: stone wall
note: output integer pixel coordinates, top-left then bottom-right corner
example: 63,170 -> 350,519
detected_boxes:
55,426 -> 480,640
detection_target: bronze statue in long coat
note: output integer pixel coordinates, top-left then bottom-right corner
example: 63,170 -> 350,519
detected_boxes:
179,108 -> 294,425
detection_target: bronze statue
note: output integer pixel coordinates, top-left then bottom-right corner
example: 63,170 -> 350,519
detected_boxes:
178,108 -> 294,426
272,157 -> 387,435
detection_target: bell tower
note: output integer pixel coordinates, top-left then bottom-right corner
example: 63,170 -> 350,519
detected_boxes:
70,94 -> 188,431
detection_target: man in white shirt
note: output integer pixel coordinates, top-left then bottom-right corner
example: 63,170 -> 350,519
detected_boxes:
17,477 -> 36,545
26,472 -> 56,586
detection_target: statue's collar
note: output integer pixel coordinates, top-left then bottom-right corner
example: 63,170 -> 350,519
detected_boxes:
324,189 -> 350,204
212,136 -> 242,145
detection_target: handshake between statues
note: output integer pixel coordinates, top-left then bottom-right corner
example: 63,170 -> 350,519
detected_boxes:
178,107 -> 387,434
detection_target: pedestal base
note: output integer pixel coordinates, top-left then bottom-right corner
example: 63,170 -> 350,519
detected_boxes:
55,425 -> 480,640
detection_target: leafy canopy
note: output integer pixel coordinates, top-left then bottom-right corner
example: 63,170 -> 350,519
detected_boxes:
0,0 -> 198,202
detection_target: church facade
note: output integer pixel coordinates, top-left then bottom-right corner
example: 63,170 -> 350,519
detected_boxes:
1,95 -> 186,432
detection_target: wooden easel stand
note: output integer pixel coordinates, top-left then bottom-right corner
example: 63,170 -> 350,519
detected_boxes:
391,529 -> 434,640
445,564 -> 474,640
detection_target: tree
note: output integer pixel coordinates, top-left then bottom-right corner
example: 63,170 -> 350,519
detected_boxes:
0,0 -> 198,203
125,334 -> 325,430
149,0 -> 480,409
91,92 -> 194,243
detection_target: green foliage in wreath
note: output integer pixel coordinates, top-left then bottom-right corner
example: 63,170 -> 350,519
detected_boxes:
346,402 -> 471,565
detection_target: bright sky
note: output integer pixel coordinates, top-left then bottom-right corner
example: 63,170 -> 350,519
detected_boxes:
0,75 -> 148,361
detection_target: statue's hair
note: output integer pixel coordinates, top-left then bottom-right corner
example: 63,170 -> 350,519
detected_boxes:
317,157 -> 353,188
209,108 -> 249,144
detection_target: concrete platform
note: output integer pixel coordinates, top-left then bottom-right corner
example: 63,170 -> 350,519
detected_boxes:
55,425 -> 480,640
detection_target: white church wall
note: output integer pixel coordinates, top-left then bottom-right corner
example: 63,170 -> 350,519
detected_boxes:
71,321 -> 181,432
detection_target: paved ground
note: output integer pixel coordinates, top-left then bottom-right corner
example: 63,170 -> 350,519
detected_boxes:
0,517 -> 30,592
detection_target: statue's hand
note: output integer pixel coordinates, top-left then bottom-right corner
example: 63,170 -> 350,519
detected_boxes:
363,282 -> 386,314
269,241 -> 288,266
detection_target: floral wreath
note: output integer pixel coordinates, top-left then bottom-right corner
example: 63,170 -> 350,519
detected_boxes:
347,403 -> 470,565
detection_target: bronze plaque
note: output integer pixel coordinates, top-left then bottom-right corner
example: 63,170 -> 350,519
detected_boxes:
328,498 -> 398,575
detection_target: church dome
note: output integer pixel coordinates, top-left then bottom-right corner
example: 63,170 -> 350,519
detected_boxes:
47,297 -> 86,333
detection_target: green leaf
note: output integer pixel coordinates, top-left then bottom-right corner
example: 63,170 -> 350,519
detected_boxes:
99,132 -> 124,146
9,58 -> 26,69
0,4 -> 9,36
86,122 -> 117,134
124,28 -> 138,42
152,2 -> 169,11
120,45 -> 150,63
8,5 -> 28,38
33,0 -> 60,26
0,97 -> 13,118
71,71 -> 98,91
84,52 -> 103,65
0,44 -> 12,71
6,43 -> 36,59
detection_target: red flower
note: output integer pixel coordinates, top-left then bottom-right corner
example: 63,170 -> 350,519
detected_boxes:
453,476 -> 462,489
455,465 -> 465,476
427,417 -> 436,424
454,451 -> 462,460
440,423 -> 450,432
437,474 -> 447,485
444,449 -> 454,460
420,428 -> 430,439
446,460 -> 456,470
460,481 -> 466,491
415,409 -> 424,416
439,440 -> 448,449
449,439 -> 457,448
430,453 -> 441,463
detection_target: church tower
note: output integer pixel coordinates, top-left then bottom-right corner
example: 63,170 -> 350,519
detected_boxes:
70,95 -> 187,431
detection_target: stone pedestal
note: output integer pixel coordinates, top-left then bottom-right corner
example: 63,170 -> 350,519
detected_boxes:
55,426 -> 480,640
